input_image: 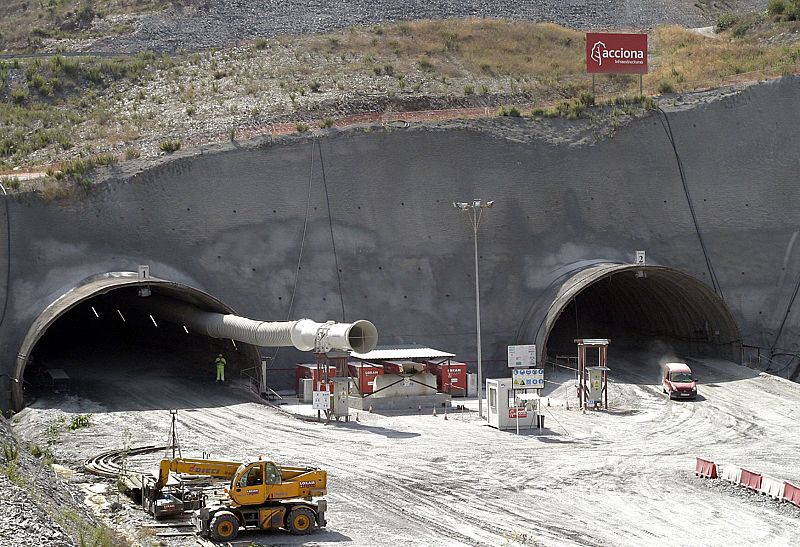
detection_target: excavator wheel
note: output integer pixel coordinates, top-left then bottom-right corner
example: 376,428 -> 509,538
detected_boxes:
210,511 -> 240,542
285,506 -> 315,535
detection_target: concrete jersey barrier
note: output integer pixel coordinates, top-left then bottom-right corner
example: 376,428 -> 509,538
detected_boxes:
720,464 -> 742,485
695,457 -> 718,479
784,481 -> 800,508
759,475 -> 785,500
739,468 -> 763,491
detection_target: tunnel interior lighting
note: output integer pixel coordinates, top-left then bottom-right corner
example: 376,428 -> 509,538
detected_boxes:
183,325 -> 189,334
117,309 -> 126,322
231,339 -> 237,349
149,314 -> 158,327
91,306 -> 99,318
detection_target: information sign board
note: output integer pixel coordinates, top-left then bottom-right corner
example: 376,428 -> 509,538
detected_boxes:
508,344 -> 537,368
312,390 -> 330,410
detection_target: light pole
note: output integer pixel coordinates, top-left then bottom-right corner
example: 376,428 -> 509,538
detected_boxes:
453,199 -> 494,419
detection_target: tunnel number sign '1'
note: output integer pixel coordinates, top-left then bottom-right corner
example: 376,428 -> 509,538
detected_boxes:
586,32 -> 648,74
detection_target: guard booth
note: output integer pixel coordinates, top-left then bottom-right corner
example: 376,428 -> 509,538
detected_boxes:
575,339 -> 610,410
486,379 -> 544,432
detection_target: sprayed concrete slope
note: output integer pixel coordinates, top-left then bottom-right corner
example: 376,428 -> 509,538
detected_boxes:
0,77 -> 799,408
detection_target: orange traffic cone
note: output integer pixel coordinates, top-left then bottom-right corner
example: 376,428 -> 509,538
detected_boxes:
368,404 -> 373,413
356,413 -> 360,422
418,404 -> 421,412
432,407 -> 437,417
444,410 -> 448,420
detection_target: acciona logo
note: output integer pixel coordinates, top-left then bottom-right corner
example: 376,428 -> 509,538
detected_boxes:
590,40 -> 644,66
586,33 -> 648,74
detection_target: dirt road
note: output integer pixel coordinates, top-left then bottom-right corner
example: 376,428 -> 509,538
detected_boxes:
13,350 -> 800,546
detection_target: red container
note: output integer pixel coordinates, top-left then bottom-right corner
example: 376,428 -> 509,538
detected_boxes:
295,364 -> 337,393
429,361 -> 467,396
347,362 -> 384,394
379,360 -> 405,374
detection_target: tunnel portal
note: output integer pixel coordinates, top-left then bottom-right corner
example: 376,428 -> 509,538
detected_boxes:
16,275 -> 260,409
538,265 -> 742,364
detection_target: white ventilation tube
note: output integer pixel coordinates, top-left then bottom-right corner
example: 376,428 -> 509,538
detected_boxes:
138,297 -> 378,353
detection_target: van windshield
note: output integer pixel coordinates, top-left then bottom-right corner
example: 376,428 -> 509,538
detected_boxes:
671,372 -> 692,383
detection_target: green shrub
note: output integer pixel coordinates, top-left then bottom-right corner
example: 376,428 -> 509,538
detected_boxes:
93,153 -> 117,166
309,80 -> 321,92
732,21 -> 752,38
295,122 -> 310,133
497,106 -> 521,117
417,57 -> 433,71
320,118 -> 335,128
11,87 -> 27,105
69,414 -> 91,431
768,0 -> 786,15
124,148 -> 141,160
714,13 -> 739,33
657,80 -> 674,94
254,38 -> 269,49
463,84 -> 475,95
159,139 -> 181,153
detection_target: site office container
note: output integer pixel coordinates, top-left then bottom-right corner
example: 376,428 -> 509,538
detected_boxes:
347,362 -> 384,394
427,361 -> 468,396
295,364 -> 337,393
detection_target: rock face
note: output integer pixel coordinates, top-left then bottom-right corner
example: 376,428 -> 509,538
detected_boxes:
84,0 -> 764,53
0,418 -> 95,547
1,77 -> 799,410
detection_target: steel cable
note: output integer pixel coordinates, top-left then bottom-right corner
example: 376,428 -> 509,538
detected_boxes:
317,138 -> 346,322
657,107 -> 723,299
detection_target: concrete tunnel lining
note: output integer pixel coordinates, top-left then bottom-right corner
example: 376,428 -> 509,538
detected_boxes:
528,264 -> 743,365
12,272 -> 261,409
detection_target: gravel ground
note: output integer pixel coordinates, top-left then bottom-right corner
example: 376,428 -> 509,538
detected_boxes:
53,0 -> 767,54
9,349 -> 800,547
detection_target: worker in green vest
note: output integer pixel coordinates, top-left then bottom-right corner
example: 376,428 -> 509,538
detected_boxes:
215,353 -> 226,382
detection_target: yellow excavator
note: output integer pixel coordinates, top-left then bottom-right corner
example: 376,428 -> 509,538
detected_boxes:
141,456 -> 327,541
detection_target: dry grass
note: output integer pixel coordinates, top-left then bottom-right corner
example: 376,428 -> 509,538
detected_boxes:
309,19 -> 584,80
646,25 -> 800,92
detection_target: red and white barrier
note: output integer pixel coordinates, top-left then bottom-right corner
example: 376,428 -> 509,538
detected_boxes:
720,464 -> 742,485
695,457 -> 718,479
759,475 -> 785,500
739,468 -> 763,492
784,481 -> 800,508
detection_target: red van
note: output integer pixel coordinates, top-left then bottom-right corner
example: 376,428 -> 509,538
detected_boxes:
662,362 -> 697,399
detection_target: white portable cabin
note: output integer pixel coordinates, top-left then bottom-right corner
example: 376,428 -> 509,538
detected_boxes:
486,378 -> 544,431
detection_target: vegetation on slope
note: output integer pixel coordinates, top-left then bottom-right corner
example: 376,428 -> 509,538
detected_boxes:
0,0 -> 173,52
0,16 -> 798,189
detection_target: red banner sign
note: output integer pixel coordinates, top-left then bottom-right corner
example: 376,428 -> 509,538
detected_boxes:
586,33 -> 648,74
508,408 -> 527,419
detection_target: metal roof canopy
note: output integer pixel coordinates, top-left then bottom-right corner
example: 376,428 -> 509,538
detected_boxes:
351,344 -> 456,361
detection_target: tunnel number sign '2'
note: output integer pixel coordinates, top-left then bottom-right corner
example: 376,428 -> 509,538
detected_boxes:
586,32 -> 648,74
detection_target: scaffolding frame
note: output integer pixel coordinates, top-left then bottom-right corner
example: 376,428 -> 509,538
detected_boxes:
575,338 -> 610,410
